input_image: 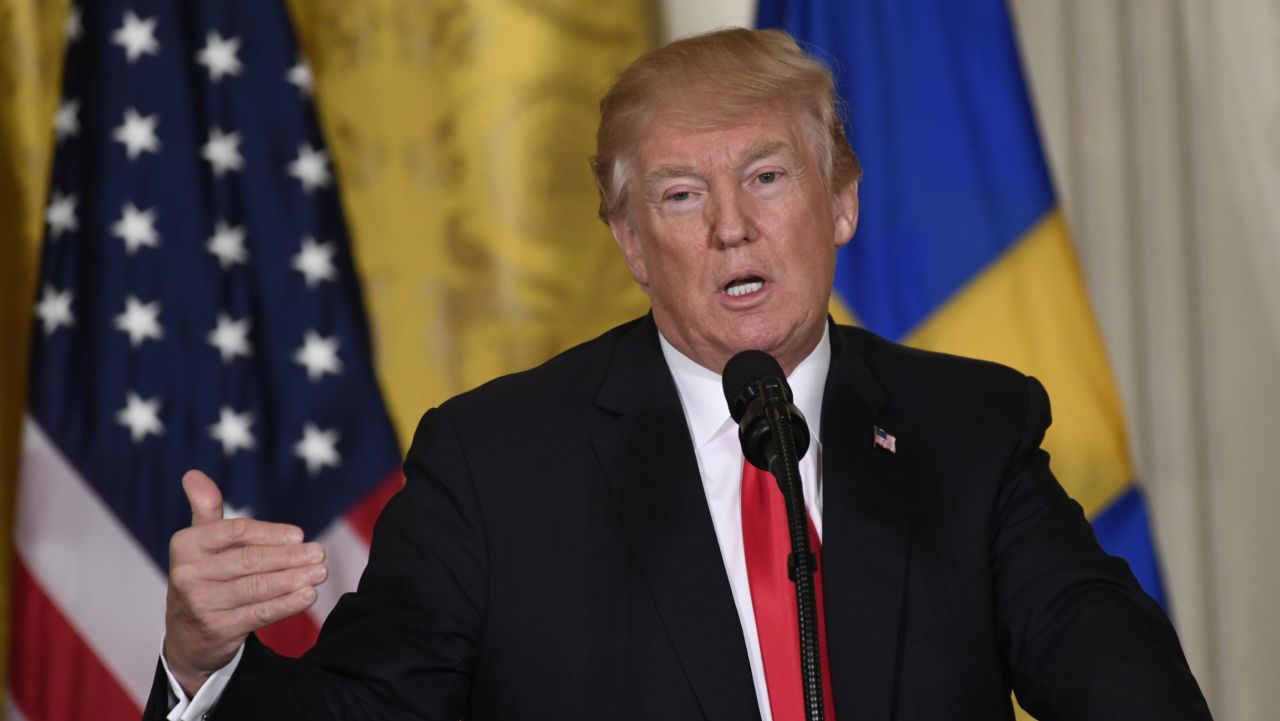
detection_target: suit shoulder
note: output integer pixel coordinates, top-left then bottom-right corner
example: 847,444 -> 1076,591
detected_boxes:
834,324 -> 1038,415
431,317 -> 640,424
403,318 -> 643,482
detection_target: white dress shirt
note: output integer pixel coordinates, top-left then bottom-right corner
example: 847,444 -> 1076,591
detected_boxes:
658,328 -> 830,721
162,640 -> 241,721
165,326 -> 831,720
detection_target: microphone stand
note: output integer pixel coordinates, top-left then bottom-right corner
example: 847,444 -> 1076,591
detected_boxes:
762,393 -> 825,721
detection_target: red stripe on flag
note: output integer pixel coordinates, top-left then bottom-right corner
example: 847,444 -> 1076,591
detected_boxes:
10,556 -> 141,720
344,469 -> 403,544
256,609 -> 321,658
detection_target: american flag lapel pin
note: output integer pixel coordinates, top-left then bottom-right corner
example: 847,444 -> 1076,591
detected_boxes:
873,425 -> 897,454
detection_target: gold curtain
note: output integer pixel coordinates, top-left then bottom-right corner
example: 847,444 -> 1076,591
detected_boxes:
284,0 -> 654,443
0,0 -> 71,697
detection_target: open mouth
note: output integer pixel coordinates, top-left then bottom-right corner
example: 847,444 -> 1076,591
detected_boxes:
724,276 -> 766,298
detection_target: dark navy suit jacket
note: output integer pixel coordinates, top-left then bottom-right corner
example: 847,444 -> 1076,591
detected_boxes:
145,316 -> 1211,720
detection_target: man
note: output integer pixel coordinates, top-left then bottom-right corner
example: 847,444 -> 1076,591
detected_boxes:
149,28 -> 1211,720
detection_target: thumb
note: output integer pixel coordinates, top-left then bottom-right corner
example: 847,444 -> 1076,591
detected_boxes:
182,469 -> 224,526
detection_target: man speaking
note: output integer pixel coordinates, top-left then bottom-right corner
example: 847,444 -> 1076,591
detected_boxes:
148,28 -> 1211,720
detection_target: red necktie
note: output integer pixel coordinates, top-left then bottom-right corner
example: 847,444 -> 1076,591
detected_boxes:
741,459 -> 836,721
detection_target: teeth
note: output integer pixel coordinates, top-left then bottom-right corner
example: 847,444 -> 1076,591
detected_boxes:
725,279 -> 764,297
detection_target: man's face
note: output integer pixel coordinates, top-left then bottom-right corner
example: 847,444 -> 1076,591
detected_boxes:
609,108 -> 858,375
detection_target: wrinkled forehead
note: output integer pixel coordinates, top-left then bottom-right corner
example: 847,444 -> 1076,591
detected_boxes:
628,104 -> 814,175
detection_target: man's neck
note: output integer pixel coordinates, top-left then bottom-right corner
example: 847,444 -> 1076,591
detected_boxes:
657,323 -> 831,448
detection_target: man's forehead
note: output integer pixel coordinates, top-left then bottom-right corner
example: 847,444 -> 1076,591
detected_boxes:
642,139 -> 793,179
634,116 -> 806,176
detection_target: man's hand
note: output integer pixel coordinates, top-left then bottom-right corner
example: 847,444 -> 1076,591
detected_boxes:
163,470 -> 328,698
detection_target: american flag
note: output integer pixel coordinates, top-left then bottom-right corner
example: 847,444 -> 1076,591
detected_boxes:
873,425 -> 896,454
9,3 -> 403,719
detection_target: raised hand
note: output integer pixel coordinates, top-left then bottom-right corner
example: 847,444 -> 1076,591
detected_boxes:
163,470 -> 327,697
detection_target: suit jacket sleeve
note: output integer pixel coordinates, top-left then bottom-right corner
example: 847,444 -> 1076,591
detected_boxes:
998,377 -> 1211,720
143,406 -> 487,720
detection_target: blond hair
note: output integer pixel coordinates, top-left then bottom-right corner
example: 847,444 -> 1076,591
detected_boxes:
590,27 -> 861,222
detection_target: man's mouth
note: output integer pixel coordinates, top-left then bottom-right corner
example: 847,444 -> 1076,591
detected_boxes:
724,276 -> 766,297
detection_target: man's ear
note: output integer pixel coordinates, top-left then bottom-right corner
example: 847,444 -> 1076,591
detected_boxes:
609,215 -> 649,287
833,180 -> 859,248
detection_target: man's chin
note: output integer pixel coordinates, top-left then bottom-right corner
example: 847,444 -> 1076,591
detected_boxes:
717,315 -> 824,372
713,329 -> 791,367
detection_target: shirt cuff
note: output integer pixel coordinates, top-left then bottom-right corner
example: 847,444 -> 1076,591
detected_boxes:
161,642 -> 245,721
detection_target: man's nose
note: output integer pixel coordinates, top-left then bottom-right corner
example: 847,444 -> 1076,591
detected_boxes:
709,188 -> 757,248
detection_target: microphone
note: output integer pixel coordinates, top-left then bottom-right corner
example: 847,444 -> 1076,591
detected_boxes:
723,349 -> 827,721
721,350 -> 810,473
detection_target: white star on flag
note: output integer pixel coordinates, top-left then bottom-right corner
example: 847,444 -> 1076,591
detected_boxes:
287,143 -> 331,192
202,128 -> 244,177
207,220 -> 249,268
196,31 -> 243,82
295,422 -> 341,475
112,202 -> 160,254
294,329 -> 342,381
292,236 -> 337,286
115,295 -> 164,347
210,406 -> 256,456
286,58 -> 313,96
117,391 -> 164,442
65,7 -> 83,43
53,98 -> 80,142
112,11 -> 160,64
45,190 -> 78,239
207,313 -> 252,362
34,285 -> 75,336
113,107 -> 161,160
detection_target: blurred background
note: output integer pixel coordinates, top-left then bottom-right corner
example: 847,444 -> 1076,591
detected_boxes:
2,0 -> 1277,719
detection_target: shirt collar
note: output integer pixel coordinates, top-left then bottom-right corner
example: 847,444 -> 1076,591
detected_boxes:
658,324 -> 830,449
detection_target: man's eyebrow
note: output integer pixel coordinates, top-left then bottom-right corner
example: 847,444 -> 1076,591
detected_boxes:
641,165 -> 700,196
639,141 -> 798,196
741,140 -> 795,167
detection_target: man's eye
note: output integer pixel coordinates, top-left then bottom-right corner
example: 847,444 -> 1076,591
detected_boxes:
758,171 -> 778,184
669,191 -> 691,202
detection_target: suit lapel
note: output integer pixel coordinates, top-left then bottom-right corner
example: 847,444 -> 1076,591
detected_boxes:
821,324 -> 911,721
590,317 -> 761,721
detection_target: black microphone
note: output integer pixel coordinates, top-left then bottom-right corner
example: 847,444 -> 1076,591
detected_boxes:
722,349 -> 827,721
722,350 -> 810,472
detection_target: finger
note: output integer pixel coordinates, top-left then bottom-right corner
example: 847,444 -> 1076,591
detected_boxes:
207,563 -> 328,611
189,517 -> 305,553
225,585 -> 321,635
182,470 -> 224,526
201,542 -> 326,581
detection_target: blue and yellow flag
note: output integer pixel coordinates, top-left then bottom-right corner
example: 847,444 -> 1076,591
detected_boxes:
758,0 -> 1166,607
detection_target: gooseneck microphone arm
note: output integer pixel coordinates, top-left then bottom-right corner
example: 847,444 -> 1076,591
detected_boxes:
723,351 -> 825,721
761,380 -> 825,721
